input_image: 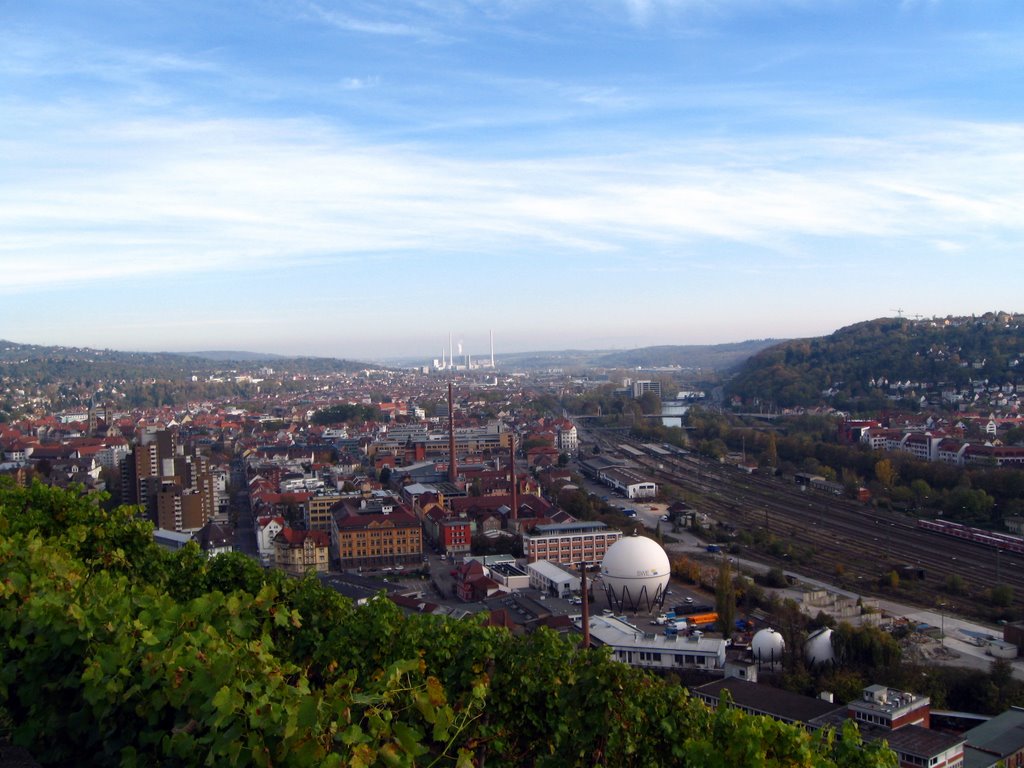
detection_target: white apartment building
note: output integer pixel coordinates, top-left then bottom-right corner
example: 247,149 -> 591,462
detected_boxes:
555,421 -> 578,455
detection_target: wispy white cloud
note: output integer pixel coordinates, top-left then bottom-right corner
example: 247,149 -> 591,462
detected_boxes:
298,1 -> 445,40
1,103 -> 1021,294
339,76 -> 379,90
2,0 -> 1021,355
0,33 -> 219,84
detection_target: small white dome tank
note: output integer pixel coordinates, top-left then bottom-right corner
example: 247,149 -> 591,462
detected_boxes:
804,628 -> 835,666
600,535 -> 670,612
752,628 -> 786,664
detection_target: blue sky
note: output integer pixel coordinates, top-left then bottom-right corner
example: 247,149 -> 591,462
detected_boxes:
2,1 -> 1022,361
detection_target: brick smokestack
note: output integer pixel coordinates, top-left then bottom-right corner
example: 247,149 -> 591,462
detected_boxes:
580,562 -> 591,649
447,381 -> 457,483
509,434 -> 518,522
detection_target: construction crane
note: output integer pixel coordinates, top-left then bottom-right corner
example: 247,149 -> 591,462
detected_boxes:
890,308 -> 905,318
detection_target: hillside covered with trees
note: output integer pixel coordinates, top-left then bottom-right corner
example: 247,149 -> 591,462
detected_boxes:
726,313 -> 1024,409
0,481 -> 895,767
481,339 -> 779,372
0,340 -> 371,416
592,339 -> 781,371
0,340 -> 368,384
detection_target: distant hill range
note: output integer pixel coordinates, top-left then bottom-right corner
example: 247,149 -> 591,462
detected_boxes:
185,350 -> 287,362
486,339 -> 781,372
725,312 -> 1024,408
591,340 -> 781,370
0,340 -> 369,380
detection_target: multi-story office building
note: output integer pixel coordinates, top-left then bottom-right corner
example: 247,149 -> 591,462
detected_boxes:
631,380 -> 662,399
330,497 -> 423,570
307,493 -> 345,532
523,521 -> 622,566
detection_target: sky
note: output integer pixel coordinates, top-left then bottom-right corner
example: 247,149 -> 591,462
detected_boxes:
1,1 -> 1022,361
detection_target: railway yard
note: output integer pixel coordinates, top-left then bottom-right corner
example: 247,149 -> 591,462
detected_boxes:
590,434 -> 1024,624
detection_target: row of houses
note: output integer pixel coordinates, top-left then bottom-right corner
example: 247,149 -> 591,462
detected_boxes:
843,421 -> 1024,467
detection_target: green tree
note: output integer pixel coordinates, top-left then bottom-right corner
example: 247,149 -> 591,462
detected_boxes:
832,622 -> 901,671
637,391 -> 661,415
991,584 -> 1015,607
942,486 -> 996,524
310,403 -> 376,425
762,567 -> 789,588
944,573 -> 965,595
764,432 -> 779,467
715,557 -> 736,637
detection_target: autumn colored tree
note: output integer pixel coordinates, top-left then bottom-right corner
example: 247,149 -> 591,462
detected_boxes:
875,459 -> 898,490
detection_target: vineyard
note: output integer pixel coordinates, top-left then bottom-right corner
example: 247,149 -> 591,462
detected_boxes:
0,480 -> 895,767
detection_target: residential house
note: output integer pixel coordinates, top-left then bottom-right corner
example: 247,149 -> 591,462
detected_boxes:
256,516 -> 286,564
274,528 -> 331,576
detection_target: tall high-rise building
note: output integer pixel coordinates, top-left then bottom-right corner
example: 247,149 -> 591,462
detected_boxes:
632,380 -> 662,399
122,428 -> 215,531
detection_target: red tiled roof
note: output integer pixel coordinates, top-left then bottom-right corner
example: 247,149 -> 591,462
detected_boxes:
275,528 -> 330,547
333,510 -> 420,529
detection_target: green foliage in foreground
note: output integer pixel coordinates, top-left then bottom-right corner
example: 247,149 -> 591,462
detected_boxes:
0,480 -> 896,767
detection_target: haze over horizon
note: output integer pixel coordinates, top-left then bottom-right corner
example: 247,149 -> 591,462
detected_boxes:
2,1 -> 1022,360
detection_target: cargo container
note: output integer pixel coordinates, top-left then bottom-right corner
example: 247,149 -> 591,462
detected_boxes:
685,612 -> 719,628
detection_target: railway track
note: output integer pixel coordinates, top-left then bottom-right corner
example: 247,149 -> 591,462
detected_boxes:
612,438 -> 1023,618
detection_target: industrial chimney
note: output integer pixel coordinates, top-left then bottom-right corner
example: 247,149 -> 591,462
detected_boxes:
447,381 -> 458,483
509,434 -> 518,522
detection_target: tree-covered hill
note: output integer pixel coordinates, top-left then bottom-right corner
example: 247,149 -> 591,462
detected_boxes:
0,339 -> 370,381
0,340 -> 375,414
725,313 -> 1024,409
0,480 -> 894,767
592,339 -> 781,371
488,340 -> 780,372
